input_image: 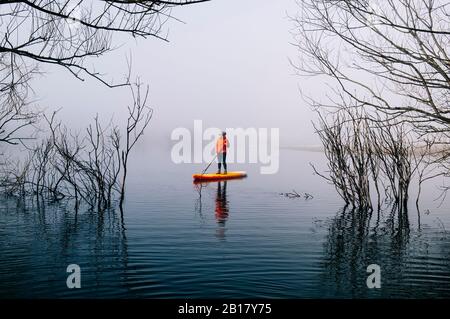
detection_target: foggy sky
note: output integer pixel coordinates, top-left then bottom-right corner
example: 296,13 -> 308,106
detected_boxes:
33,0 -> 321,148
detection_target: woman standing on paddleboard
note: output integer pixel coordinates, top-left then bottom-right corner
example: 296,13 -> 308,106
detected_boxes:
216,131 -> 229,174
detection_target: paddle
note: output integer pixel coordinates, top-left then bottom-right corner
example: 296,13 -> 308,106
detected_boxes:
201,153 -> 218,175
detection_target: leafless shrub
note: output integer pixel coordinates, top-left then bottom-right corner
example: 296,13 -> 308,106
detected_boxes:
312,107 -> 433,212
293,0 -> 450,211
0,82 -> 151,211
312,108 -> 373,209
119,81 -> 152,207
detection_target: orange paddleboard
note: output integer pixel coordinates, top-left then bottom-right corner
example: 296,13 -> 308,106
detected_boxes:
193,171 -> 247,182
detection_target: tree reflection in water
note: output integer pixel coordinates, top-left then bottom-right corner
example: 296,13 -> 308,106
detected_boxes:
319,202 -> 450,298
0,196 -> 129,298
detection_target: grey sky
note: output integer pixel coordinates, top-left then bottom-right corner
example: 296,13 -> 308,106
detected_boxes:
33,0 -> 320,148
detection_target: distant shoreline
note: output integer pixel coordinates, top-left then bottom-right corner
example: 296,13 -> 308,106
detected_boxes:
280,145 -> 324,152
281,144 -> 450,156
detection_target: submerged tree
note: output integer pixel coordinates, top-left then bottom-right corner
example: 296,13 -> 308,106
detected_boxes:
312,107 -> 434,212
293,0 -> 450,210
0,1 -> 209,208
1,82 -> 151,211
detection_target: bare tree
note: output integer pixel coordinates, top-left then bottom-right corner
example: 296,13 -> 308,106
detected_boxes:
292,0 -> 449,133
120,81 -> 152,207
0,0 -> 209,147
0,1 -> 208,210
0,1 -> 210,86
0,53 -> 39,145
293,0 -> 450,209
313,110 -> 373,209
0,82 -> 152,211
312,106 -> 433,212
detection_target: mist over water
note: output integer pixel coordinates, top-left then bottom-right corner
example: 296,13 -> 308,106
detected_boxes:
1,0 -> 449,300
1,149 -> 449,298
30,0 -> 317,149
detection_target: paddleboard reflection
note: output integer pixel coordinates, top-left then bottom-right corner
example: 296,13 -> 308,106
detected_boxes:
214,181 -> 229,239
194,177 -> 247,240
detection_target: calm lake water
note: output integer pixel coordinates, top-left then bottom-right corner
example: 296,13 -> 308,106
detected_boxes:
1,148 -> 450,298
